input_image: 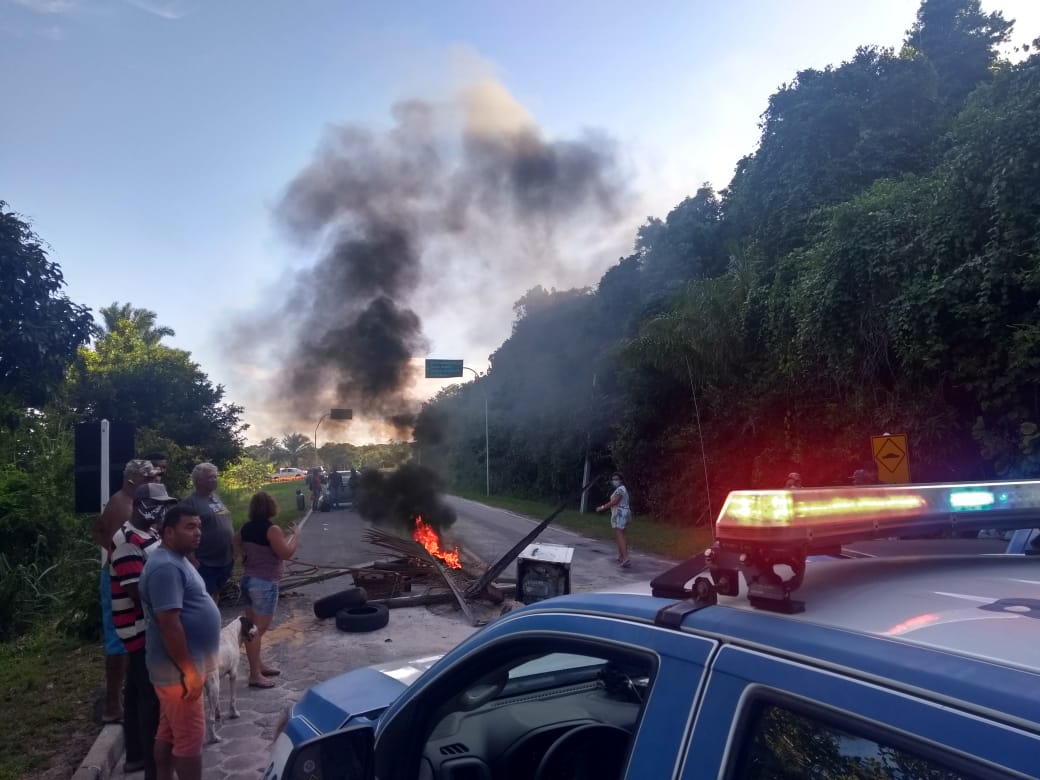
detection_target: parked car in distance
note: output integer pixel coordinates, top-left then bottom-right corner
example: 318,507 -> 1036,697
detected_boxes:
270,467 -> 307,482
262,479 -> 1040,780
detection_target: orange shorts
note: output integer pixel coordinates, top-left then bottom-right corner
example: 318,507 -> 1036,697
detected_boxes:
155,681 -> 206,758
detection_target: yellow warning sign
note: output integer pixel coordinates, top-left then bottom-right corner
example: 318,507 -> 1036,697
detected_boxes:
872,434 -> 910,484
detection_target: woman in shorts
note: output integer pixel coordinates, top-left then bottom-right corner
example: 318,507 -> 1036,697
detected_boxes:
235,491 -> 299,688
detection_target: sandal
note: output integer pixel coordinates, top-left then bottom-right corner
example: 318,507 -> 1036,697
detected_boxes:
620,560 -> 632,568
248,679 -> 276,689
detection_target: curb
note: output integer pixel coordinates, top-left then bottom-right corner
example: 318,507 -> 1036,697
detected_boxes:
71,723 -> 123,780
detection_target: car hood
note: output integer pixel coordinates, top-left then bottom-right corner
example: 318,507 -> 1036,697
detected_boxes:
288,655 -> 442,738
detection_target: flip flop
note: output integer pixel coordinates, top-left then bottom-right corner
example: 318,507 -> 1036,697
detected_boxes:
248,679 -> 276,689
620,560 -> 632,568
260,668 -> 281,677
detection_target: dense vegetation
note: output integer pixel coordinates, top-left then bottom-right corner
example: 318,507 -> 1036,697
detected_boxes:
415,0 -> 1040,524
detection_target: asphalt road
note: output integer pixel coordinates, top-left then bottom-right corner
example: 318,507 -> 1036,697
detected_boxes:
289,496 -> 674,601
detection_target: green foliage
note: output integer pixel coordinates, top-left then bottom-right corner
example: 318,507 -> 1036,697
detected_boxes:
67,320 -> 246,468
280,432 -> 312,466
223,456 -> 273,493
97,301 -> 176,345
0,204 -> 95,408
417,2 -> 1040,522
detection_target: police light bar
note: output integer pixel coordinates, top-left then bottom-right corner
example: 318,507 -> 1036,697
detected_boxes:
715,480 -> 1040,548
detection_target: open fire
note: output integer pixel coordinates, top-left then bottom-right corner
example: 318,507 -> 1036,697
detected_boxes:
413,516 -> 462,569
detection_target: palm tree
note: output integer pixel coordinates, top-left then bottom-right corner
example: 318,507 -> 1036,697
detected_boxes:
98,302 -> 175,345
280,432 -> 312,467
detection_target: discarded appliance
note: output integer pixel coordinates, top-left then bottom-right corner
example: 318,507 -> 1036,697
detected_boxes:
516,543 -> 573,605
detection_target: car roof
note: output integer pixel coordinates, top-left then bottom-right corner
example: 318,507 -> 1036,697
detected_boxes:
566,553 -> 1040,675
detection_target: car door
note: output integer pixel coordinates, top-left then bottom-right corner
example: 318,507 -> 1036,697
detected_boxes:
679,644 -> 1040,779
371,611 -> 717,780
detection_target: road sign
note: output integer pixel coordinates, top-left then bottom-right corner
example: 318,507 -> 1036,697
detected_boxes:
425,359 -> 464,379
330,408 -> 353,420
872,433 -> 910,484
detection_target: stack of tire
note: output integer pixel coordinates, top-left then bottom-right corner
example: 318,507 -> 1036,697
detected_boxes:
312,586 -> 390,633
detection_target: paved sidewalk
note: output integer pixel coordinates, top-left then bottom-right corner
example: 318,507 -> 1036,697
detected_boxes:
96,594 -> 482,779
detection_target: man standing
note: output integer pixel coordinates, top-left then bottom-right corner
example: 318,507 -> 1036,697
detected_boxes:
182,463 -> 234,602
140,505 -> 221,780
110,483 -> 177,778
144,452 -> 168,483
596,472 -> 632,568
91,459 -> 160,726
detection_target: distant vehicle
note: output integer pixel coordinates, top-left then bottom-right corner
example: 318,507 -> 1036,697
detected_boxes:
326,471 -> 355,509
270,467 -> 307,482
263,479 -> 1040,780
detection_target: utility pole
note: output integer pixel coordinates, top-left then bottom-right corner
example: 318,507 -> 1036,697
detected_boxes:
580,372 -> 597,513
463,366 -> 489,497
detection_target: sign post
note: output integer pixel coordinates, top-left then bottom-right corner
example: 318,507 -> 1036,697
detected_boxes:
424,359 -> 464,379
872,433 -> 910,484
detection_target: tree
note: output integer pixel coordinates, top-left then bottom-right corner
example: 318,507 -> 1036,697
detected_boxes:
904,0 -> 1013,105
0,203 -> 95,409
280,432 -> 312,467
68,320 -> 246,468
97,302 -> 175,345
245,437 -> 286,465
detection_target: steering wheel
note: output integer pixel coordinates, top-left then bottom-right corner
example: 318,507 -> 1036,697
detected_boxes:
533,723 -> 632,780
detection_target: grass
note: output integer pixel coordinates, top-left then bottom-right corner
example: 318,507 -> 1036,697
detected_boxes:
219,479 -> 310,530
0,631 -> 102,780
450,488 -> 713,561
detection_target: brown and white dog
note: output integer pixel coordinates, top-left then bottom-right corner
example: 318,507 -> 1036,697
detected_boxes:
204,615 -> 258,744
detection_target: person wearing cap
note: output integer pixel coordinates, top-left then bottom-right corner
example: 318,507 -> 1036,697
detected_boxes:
91,458 -> 160,726
109,482 -> 178,778
182,462 -> 235,602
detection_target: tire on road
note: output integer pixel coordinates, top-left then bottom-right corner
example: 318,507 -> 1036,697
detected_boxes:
313,587 -> 368,620
335,603 -> 390,633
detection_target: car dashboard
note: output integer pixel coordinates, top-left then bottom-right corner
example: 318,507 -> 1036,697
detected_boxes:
418,664 -> 647,780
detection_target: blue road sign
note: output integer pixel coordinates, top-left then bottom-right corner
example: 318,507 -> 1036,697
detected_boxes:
425,359 -> 464,379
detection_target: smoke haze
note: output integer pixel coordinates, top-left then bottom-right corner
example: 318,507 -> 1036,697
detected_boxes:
233,77 -> 633,439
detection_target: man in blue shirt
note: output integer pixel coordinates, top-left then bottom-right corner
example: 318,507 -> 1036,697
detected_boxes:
140,504 -> 221,780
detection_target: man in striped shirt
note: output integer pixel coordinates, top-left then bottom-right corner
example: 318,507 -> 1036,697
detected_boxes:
110,482 -> 178,778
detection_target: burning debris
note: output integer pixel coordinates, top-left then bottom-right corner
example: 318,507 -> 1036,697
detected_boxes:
353,463 -> 457,535
412,517 -> 462,569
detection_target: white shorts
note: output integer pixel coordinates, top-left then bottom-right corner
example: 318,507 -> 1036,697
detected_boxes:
611,512 -> 630,530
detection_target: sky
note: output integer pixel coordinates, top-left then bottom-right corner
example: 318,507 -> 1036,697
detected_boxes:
3,0 -> 1038,445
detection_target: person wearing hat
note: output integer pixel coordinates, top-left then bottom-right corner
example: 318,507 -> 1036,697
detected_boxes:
109,482 -> 178,777
91,458 -> 160,726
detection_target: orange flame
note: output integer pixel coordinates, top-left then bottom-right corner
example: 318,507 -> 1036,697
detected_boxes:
412,517 -> 462,569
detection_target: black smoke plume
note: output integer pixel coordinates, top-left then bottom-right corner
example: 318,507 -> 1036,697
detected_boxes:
245,78 -> 628,434
354,463 -> 456,534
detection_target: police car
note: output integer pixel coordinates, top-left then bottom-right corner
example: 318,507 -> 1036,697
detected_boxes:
264,480 -> 1040,779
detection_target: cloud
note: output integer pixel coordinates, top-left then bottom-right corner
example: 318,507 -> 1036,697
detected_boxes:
122,0 -> 192,20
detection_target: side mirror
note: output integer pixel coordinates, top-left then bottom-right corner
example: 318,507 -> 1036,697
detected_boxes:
284,724 -> 374,780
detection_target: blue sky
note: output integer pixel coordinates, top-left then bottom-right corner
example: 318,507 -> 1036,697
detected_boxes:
3,0 -> 1038,443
